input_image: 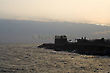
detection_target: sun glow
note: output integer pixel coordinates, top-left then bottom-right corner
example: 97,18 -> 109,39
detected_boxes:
0,0 -> 110,26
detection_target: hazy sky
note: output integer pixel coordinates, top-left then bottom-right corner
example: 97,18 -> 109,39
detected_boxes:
0,0 -> 110,26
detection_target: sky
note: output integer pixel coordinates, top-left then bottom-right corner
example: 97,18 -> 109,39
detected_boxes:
0,0 -> 110,26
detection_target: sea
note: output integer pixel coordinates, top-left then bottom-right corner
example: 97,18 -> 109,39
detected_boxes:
0,19 -> 110,44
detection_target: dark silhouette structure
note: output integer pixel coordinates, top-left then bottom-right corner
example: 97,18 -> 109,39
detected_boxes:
55,35 -> 67,45
38,35 -> 110,56
75,37 -> 110,55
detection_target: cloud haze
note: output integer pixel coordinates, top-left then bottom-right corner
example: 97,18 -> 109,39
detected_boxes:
0,0 -> 110,26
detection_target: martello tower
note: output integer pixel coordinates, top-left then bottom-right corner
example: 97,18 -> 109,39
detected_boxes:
55,35 -> 67,45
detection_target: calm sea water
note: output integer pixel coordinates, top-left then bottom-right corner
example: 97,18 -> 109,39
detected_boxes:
0,19 -> 110,44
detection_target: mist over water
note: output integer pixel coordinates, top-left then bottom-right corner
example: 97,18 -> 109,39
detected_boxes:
0,19 -> 110,44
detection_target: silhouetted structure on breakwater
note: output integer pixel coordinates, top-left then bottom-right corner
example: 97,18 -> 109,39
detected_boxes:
38,35 -> 110,56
